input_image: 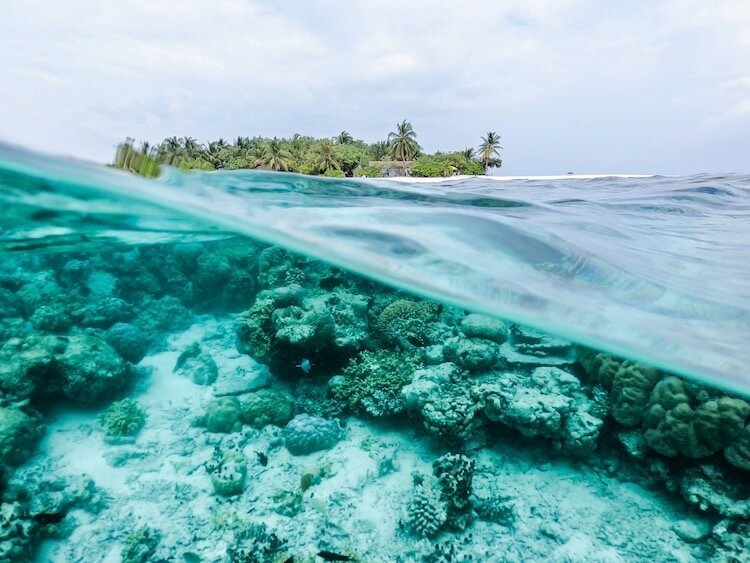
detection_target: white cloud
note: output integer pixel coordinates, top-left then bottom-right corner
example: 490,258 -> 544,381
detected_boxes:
0,0 -> 749,172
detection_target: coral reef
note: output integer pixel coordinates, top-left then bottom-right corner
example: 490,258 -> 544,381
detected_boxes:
283,414 -> 342,455
106,322 -> 150,364
433,453 -> 476,530
121,526 -> 160,563
476,366 -> 604,455
99,399 -> 146,442
209,452 -> 248,497
406,481 -> 448,538
239,388 -> 294,428
173,342 -> 218,386
331,349 -> 421,417
376,298 -> 440,348
198,397 -> 242,433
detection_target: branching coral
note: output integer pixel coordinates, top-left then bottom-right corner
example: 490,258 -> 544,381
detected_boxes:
376,299 -> 440,348
332,349 -> 421,417
99,399 -> 146,441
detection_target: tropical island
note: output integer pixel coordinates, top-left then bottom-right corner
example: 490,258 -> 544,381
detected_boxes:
113,120 -> 503,179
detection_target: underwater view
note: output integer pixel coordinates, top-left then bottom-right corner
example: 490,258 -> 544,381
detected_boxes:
1,144 -> 750,562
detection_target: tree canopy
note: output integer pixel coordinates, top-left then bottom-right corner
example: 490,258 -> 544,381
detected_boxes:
113,123 -> 502,179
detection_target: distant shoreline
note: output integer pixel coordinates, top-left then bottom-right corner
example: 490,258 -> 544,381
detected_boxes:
380,173 -> 655,183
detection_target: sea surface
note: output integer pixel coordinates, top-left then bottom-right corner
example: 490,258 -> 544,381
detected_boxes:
2,144 -> 749,394
1,143 -> 749,562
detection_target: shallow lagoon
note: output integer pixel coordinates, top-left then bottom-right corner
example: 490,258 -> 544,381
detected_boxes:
1,146 -> 749,562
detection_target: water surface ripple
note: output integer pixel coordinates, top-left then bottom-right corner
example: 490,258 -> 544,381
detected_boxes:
1,144 -> 748,395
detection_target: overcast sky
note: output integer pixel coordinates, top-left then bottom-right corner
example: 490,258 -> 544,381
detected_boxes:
1,0 -> 748,174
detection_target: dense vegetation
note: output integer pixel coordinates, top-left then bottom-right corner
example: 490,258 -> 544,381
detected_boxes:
112,121 -> 503,179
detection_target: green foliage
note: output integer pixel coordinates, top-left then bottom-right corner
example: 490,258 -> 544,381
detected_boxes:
355,165 -> 383,178
305,139 -> 341,174
411,153 -> 485,177
388,120 -> 421,161
323,169 -> 346,178
478,131 -> 503,170
100,399 -> 146,439
112,141 -> 161,178
113,126 -> 497,178
333,143 -> 370,176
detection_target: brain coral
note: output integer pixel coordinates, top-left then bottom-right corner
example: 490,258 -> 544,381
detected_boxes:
283,414 -> 342,455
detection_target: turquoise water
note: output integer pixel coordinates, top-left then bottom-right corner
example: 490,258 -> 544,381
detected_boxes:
1,143 -> 750,561
2,144 -> 749,395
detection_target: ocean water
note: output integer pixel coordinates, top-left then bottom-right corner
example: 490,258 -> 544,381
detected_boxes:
1,143 -> 749,562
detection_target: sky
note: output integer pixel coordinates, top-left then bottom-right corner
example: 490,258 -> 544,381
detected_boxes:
0,0 -> 749,174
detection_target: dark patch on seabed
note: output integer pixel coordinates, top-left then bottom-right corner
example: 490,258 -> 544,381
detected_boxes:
1,236 -> 749,562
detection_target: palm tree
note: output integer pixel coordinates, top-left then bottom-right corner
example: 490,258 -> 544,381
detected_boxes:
181,137 -> 203,158
460,147 -> 475,160
369,141 -> 389,161
387,120 -> 420,162
256,139 -> 292,171
310,139 -> 341,173
235,136 -> 250,150
477,132 -> 503,171
335,131 -> 353,144
206,139 -> 229,168
157,137 -> 181,165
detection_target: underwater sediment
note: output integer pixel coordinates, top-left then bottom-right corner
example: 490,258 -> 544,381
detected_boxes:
0,237 -> 749,562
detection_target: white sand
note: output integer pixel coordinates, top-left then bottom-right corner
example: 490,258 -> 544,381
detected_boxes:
380,174 -> 654,183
